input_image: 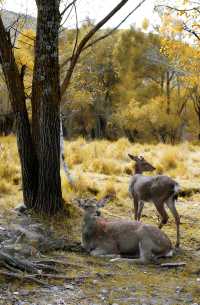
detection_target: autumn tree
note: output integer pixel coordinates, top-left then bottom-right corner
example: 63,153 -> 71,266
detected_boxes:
111,27 -> 172,141
61,22 -> 118,139
157,1 -> 200,139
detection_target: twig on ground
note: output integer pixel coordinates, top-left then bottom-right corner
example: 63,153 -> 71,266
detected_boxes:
0,270 -> 48,286
160,262 -> 186,268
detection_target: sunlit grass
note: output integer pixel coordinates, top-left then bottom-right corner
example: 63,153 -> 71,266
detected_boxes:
61,139 -> 200,205
0,136 -> 200,207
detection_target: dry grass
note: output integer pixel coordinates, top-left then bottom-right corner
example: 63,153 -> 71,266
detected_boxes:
0,136 -> 200,207
0,136 -> 21,196
63,139 -> 199,200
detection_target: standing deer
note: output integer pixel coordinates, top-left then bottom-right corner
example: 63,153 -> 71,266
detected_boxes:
77,197 -> 173,264
128,154 -> 180,248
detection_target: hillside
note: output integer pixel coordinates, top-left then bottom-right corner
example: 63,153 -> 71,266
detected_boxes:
1,9 -> 36,30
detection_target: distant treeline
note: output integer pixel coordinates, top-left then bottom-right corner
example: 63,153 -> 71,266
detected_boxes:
0,21 -> 199,143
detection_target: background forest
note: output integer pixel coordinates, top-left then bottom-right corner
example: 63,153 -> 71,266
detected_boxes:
1,10 -> 200,144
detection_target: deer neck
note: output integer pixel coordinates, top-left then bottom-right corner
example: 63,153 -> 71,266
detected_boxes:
83,213 -> 96,226
134,164 -> 143,174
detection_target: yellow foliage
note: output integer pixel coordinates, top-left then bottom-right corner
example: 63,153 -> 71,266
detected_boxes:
142,18 -> 149,30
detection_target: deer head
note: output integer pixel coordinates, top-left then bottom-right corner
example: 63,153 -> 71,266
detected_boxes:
75,194 -> 114,217
128,154 -> 156,174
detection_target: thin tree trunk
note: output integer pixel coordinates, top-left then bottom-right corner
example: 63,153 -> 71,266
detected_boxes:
166,71 -> 170,114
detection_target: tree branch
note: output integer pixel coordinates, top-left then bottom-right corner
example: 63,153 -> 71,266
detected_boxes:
0,16 -> 27,113
60,0 -> 146,70
82,0 -> 147,52
60,0 -> 78,17
20,64 -> 27,83
183,23 -> 200,41
71,2 -> 79,58
155,4 -> 200,13
155,4 -> 200,41
61,0 -> 146,96
10,26 -> 35,41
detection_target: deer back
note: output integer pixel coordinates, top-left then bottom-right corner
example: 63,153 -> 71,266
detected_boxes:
130,174 -> 179,202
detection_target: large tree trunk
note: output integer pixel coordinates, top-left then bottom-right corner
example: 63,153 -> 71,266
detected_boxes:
0,1 -> 63,215
31,0 -> 63,214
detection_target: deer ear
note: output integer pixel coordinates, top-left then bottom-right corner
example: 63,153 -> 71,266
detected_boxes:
128,154 -> 138,161
96,201 -> 105,208
97,194 -> 114,208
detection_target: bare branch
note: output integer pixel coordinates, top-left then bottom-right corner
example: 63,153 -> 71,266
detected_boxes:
60,56 -> 72,69
10,26 -> 35,41
71,2 -> 79,58
6,15 -> 21,31
60,0 -> 78,17
83,0 -> 147,52
60,0 -> 147,70
183,22 -> 200,40
60,5 -> 74,29
17,39 -> 34,48
155,4 -> 200,13
61,0 -> 146,96
155,4 -> 200,40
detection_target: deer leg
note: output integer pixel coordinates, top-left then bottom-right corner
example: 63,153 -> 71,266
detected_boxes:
133,196 -> 139,220
154,202 -> 169,229
111,241 -> 158,265
138,240 -> 158,264
90,248 -> 120,258
166,198 -> 180,248
137,201 -> 144,220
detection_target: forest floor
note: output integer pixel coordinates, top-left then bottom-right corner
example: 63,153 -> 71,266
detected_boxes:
0,137 -> 200,304
0,191 -> 200,305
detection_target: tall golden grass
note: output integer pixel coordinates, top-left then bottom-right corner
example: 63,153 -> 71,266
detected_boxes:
1,136 -> 199,203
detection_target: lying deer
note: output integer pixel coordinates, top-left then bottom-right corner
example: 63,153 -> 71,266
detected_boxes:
128,154 -> 180,248
77,197 -> 173,264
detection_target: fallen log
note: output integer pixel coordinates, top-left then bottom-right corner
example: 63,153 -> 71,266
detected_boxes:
0,251 -> 39,273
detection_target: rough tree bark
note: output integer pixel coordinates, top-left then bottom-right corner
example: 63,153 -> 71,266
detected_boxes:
0,16 -> 38,209
31,0 -> 63,213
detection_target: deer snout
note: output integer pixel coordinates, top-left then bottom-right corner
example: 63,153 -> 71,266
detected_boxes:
96,210 -> 101,216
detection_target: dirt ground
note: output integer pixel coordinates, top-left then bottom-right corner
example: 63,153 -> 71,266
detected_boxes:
0,195 -> 200,305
